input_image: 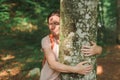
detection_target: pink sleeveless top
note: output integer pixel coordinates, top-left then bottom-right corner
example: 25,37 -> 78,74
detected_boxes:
40,35 -> 60,80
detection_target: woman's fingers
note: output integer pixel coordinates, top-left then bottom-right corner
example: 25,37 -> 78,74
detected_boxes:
81,48 -> 93,56
81,45 -> 96,56
82,45 -> 91,49
81,49 -> 91,53
80,65 -> 92,75
90,41 -> 96,46
81,61 -> 92,66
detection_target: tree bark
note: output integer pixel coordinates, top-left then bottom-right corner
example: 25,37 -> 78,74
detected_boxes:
59,0 -> 99,80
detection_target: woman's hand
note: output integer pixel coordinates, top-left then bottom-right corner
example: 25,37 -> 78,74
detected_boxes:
74,61 -> 92,75
81,41 -> 102,56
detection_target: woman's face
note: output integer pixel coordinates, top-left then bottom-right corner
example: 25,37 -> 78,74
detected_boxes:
48,15 -> 60,36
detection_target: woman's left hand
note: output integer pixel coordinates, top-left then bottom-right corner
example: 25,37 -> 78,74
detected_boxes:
81,41 -> 102,56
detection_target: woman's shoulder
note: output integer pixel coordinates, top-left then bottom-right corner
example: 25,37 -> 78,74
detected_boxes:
41,35 -> 49,42
41,35 -> 51,48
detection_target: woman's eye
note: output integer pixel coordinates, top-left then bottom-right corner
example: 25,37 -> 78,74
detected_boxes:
49,22 -> 59,25
54,22 -> 59,25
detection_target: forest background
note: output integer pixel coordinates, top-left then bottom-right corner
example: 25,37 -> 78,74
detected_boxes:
0,0 -> 120,80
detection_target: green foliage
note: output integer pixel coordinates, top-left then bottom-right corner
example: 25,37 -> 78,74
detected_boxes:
0,0 -> 60,49
0,1 -> 59,79
0,4 -> 10,22
97,0 -> 117,45
0,0 -> 119,79
0,0 -> 60,28
102,0 -> 117,29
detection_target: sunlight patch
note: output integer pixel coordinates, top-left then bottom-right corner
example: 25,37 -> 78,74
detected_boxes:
11,22 -> 38,32
0,70 -> 8,77
97,65 -> 103,75
1,54 -> 15,61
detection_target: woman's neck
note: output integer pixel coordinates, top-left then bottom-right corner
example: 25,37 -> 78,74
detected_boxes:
54,35 -> 59,44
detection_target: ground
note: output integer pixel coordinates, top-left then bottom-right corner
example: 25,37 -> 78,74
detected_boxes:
0,44 -> 120,80
97,45 -> 120,80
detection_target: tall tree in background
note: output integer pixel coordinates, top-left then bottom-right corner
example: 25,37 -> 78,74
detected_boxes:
59,0 -> 99,80
100,0 -> 117,44
117,0 -> 120,43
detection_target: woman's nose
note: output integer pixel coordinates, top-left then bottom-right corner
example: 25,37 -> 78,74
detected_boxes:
51,24 -> 55,30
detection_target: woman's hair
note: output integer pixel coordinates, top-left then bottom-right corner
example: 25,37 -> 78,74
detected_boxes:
47,10 -> 60,23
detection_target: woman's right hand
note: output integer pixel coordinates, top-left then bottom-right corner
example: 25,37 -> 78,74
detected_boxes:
74,61 -> 93,75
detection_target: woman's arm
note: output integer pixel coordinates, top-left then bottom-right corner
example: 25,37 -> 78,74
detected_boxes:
43,47 -> 92,75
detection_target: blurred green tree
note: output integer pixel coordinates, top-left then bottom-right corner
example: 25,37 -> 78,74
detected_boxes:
0,0 -> 60,47
97,0 -> 117,45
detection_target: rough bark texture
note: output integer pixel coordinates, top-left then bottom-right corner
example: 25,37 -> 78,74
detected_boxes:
59,0 -> 99,80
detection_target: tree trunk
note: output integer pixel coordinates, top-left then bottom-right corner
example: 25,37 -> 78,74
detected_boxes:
117,0 -> 120,43
59,0 -> 99,80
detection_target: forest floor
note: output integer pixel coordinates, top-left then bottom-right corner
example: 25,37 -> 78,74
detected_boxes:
0,34 -> 120,80
0,49 -> 41,80
97,45 -> 120,80
0,34 -> 42,80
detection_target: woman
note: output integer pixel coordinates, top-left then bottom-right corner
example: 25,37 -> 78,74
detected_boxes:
40,10 -> 102,80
